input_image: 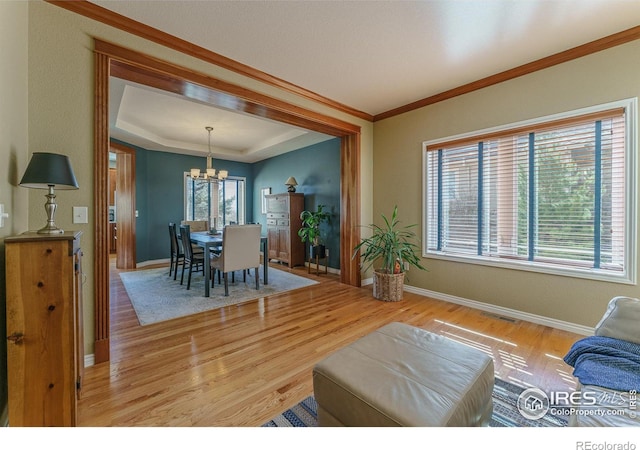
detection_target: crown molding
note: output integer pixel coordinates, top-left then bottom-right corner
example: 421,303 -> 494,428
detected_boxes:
46,1 -> 640,124
374,25 -> 640,121
46,0 -> 374,122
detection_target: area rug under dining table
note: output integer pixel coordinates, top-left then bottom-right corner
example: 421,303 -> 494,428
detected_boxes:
120,266 -> 318,325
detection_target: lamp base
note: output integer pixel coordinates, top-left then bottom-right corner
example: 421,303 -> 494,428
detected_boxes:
37,224 -> 64,234
287,185 -> 296,192
37,187 -> 64,234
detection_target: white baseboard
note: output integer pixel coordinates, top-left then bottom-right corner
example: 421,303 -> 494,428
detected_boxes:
85,353 -> 95,367
404,284 -> 593,336
361,277 -> 593,336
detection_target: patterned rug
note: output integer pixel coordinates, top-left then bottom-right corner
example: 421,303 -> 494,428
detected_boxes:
120,266 -> 318,325
263,378 -> 569,427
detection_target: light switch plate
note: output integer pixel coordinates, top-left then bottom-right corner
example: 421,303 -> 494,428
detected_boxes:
73,206 -> 88,224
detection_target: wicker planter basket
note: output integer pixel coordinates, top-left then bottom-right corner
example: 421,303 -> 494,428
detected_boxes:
372,270 -> 405,302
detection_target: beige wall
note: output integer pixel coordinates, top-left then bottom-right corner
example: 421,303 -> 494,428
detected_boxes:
26,1 -> 373,358
1,0 -> 30,426
373,40 -> 640,327
0,1 -> 29,237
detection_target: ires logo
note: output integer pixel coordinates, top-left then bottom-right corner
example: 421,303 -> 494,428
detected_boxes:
550,391 -> 598,406
517,388 -> 550,420
517,388 -> 598,420
518,387 -> 635,421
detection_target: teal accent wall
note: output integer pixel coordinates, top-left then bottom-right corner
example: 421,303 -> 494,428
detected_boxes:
112,137 -> 340,269
252,138 -> 341,269
111,140 -> 253,262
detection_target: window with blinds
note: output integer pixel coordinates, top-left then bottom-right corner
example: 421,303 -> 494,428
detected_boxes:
423,99 -> 636,283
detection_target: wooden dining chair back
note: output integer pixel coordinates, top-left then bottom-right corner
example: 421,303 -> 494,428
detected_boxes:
181,220 -> 208,232
168,222 -> 183,280
179,224 -> 205,290
211,224 -> 262,296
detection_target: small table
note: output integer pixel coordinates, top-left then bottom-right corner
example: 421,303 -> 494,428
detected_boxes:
189,232 -> 269,297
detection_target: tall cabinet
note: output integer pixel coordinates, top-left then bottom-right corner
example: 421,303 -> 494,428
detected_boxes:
5,231 -> 84,426
265,192 -> 304,268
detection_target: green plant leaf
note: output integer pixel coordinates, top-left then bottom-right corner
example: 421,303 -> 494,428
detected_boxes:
298,204 -> 331,246
352,205 -> 427,274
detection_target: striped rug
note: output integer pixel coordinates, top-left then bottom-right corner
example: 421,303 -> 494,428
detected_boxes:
262,378 -> 569,427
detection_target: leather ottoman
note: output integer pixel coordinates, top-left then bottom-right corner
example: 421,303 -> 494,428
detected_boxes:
312,322 -> 494,426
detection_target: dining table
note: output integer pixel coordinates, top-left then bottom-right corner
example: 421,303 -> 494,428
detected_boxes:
189,231 -> 269,297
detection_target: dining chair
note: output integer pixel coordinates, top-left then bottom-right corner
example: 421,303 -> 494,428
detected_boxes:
179,224 -> 206,290
180,220 -> 209,232
180,219 -> 220,255
170,222 -> 205,280
211,224 -> 262,296
168,222 -> 183,280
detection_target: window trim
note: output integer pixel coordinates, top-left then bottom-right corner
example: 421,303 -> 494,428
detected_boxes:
422,98 -> 638,285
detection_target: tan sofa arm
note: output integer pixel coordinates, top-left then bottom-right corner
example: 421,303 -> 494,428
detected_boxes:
594,296 -> 640,345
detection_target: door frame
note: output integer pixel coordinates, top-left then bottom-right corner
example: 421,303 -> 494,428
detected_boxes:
109,142 -> 136,269
94,39 -> 362,363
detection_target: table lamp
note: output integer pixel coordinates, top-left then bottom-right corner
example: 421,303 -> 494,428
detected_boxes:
285,176 -> 298,192
20,152 -> 79,234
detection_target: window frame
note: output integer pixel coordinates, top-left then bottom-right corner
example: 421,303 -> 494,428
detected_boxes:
422,98 -> 637,285
183,174 -> 247,228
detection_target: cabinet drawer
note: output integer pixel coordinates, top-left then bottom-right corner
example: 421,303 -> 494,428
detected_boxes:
267,212 -> 289,220
266,219 -> 277,226
277,219 -> 289,226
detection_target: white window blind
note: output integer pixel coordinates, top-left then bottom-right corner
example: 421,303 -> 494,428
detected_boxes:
424,101 -> 635,282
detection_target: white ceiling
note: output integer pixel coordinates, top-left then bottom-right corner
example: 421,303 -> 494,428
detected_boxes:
97,0 -> 640,161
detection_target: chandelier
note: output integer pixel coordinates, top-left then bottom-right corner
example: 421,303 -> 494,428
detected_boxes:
190,126 -> 228,180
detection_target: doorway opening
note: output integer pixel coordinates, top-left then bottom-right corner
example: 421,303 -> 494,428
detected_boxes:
94,39 -> 362,363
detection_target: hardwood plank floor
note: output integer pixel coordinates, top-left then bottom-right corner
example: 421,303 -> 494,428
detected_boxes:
78,258 -> 582,427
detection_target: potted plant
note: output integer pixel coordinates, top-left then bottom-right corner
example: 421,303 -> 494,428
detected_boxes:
298,204 -> 331,259
352,205 -> 426,301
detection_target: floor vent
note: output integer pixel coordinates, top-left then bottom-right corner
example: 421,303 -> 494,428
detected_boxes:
481,311 -> 519,323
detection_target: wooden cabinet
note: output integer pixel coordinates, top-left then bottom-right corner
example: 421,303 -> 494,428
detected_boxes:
265,193 -> 304,267
5,231 -> 84,426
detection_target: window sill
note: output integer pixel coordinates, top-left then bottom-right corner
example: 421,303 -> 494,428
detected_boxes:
424,251 -> 635,285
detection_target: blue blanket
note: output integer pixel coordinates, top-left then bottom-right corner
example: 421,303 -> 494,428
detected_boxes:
563,336 -> 640,392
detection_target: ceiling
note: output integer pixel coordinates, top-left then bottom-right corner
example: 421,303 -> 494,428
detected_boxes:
109,78 -> 334,163
95,0 -> 640,162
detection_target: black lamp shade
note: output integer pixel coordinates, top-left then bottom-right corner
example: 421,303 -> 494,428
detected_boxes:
20,152 -> 79,190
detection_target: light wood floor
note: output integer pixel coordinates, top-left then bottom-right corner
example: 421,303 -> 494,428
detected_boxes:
78,258 -> 582,426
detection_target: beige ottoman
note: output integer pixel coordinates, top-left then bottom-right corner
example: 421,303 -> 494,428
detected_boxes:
312,322 -> 494,426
